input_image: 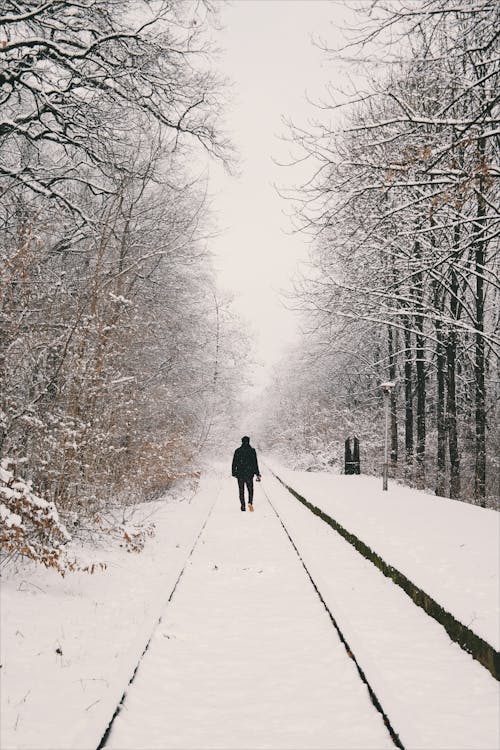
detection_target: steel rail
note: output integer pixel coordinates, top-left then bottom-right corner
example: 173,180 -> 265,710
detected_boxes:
269,467 -> 499,682
95,494 -> 218,750
260,481 -> 405,750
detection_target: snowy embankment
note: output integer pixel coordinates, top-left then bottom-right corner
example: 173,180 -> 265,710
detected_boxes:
262,472 -> 499,750
2,463 -> 498,750
266,459 -> 500,652
103,475 -> 394,750
0,473 -> 220,750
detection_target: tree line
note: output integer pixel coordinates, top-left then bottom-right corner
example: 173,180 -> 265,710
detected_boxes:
265,0 -> 499,506
0,0 -> 245,561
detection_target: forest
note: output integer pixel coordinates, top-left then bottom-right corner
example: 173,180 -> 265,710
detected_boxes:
1,6 -> 498,750
263,0 -> 499,508
1,0 -> 499,576
0,0 -> 248,570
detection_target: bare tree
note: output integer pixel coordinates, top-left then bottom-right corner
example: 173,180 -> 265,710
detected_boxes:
0,0 -> 229,217
276,0 -> 499,505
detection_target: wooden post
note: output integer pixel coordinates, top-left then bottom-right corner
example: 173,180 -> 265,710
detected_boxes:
353,437 -> 360,474
344,438 -> 353,475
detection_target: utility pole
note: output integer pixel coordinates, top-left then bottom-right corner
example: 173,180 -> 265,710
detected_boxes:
380,382 -> 395,491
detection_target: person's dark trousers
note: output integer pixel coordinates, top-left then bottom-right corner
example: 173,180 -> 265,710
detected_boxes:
237,476 -> 254,507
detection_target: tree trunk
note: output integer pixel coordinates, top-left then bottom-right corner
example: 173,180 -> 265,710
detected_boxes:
415,324 -> 426,487
447,217 -> 462,500
413,239 -> 426,487
446,326 -> 460,499
403,321 -> 414,473
435,320 -> 447,497
387,325 -> 398,465
474,136 -> 487,505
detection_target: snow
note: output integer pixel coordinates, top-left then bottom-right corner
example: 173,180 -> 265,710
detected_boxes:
108,293 -> 132,306
1,462 -> 53,515
263,471 -> 500,750
0,473 -> 220,750
104,474 -> 393,750
1,464 -> 499,750
0,504 -> 23,529
1,463 -> 72,556
266,460 -> 500,651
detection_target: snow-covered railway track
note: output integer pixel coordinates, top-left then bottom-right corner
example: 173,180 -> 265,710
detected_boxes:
98,477 -> 398,750
94,496 -> 218,750
269,468 -> 499,681
85,472 -> 498,750
261,482 -> 405,749
263,469 -> 499,750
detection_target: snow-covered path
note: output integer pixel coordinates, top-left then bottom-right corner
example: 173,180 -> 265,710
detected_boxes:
104,479 -> 393,750
2,467 -> 498,750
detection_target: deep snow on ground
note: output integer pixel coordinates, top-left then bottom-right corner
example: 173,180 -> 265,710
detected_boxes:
264,471 -> 500,750
104,476 -> 392,750
1,464 -> 499,750
1,473 -> 221,750
267,460 -> 500,650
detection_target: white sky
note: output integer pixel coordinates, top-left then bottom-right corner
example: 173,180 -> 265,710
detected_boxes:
209,0 -> 355,384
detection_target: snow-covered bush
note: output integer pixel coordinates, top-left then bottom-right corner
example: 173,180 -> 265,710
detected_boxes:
0,2 -> 245,526
0,460 -> 71,573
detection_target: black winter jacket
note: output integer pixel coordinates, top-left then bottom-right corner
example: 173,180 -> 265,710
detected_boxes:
232,444 -> 260,479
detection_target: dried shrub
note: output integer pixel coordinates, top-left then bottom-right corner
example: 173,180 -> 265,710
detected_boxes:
124,437 -> 196,501
1,461 -> 113,575
121,523 -> 156,553
1,460 -> 71,573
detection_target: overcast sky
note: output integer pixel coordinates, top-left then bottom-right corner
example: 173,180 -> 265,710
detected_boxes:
209,0 -> 355,384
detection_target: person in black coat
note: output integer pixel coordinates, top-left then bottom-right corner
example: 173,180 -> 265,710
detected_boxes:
231,436 -> 261,511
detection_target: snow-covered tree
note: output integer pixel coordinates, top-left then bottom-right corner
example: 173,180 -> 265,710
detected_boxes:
276,0 -> 499,505
0,1 -> 246,562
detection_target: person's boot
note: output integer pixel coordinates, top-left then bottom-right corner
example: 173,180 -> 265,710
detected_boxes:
240,503 -> 246,511
248,503 -> 254,512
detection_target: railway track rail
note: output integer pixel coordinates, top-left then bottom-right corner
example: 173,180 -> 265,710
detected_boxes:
268,467 -> 499,682
95,477 -> 407,750
95,495 -> 218,750
89,470 -> 497,750
261,482 -> 405,750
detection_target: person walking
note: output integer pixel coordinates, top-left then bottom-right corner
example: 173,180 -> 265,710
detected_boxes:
231,436 -> 261,512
